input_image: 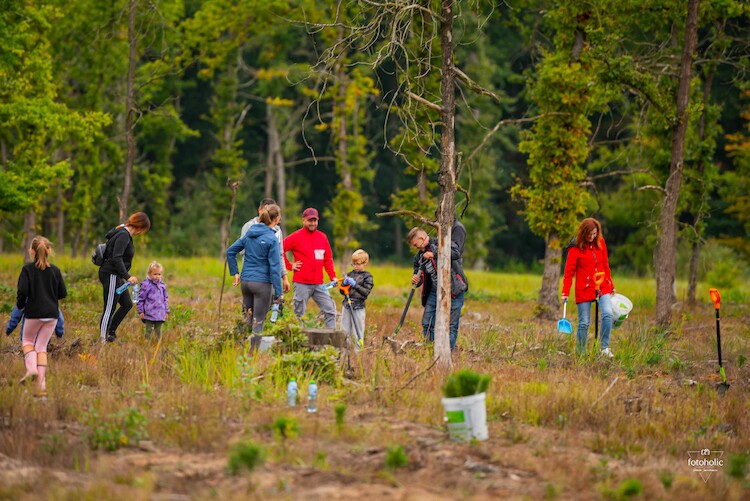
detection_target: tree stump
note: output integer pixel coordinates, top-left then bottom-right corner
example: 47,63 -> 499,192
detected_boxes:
302,328 -> 346,349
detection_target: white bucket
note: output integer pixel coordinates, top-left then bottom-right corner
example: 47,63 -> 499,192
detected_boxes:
259,336 -> 275,352
611,293 -> 633,329
441,392 -> 488,442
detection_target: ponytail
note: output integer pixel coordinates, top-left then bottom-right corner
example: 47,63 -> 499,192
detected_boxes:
31,236 -> 52,271
259,204 -> 280,226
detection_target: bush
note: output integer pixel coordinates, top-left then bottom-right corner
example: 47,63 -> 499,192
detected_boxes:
85,406 -> 148,452
443,369 -> 490,398
272,346 -> 342,386
227,441 -> 264,475
272,416 -> 299,441
384,445 -> 409,470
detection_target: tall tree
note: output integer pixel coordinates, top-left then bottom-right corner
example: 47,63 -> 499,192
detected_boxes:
653,0 -> 700,325
0,0 -> 108,257
512,6 -> 614,318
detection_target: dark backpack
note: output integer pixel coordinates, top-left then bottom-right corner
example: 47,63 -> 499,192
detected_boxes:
91,242 -> 107,266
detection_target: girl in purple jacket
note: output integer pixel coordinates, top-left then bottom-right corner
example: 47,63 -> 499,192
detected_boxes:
137,261 -> 169,340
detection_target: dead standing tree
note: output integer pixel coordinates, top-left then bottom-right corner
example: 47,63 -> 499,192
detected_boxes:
310,0 -> 501,369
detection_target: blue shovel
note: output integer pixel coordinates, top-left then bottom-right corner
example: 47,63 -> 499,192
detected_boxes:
558,298 -> 573,334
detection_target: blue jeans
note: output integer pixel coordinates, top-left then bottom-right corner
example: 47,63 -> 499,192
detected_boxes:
576,293 -> 613,353
422,290 -> 465,351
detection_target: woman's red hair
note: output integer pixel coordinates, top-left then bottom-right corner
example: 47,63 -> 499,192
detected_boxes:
575,218 -> 602,250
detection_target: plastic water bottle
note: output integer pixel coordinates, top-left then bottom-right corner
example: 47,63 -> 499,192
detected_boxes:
116,282 -> 132,295
132,283 -> 140,302
270,302 -> 280,323
324,279 -> 338,290
286,378 -> 298,407
307,380 -> 318,413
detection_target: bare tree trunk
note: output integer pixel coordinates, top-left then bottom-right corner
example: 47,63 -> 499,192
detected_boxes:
219,219 -> 228,260
275,131 -> 287,232
655,0 -> 700,326
72,228 -> 81,259
418,169 -> 428,203
120,0 -> 137,223
22,211 -> 37,263
56,183 -> 64,254
538,232 -> 563,319
687,67 -> 715,305
434,0 -> 456,370
393,171 -> 403,260
687,240 -> 700,304
265,106 -> 276,199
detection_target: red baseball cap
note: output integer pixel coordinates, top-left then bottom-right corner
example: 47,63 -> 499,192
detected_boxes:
302,207 -> 319,220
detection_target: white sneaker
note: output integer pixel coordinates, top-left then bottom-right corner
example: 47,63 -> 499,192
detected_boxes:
601,348 -> 614,358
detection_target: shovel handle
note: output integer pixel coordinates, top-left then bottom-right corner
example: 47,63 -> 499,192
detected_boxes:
709,288 -> 721,310
594,272 -> 605,290
563,298 -> 567,318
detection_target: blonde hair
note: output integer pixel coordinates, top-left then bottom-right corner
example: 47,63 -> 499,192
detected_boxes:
147,261 -> 163,276
406,227 -> 427,244
30,236 -> 52,270
351,249 -> 369,265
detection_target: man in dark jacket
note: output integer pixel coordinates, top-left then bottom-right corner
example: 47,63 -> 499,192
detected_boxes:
407,218 -> 468,351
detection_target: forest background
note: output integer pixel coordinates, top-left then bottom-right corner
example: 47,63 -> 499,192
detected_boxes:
2,0 -> 750,300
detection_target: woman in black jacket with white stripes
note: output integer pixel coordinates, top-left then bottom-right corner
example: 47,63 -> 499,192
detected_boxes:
98,212 -> 150,343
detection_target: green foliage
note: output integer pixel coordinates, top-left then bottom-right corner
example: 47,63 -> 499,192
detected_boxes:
85,406 -> 148,452
727,453 -> 749,480
384,445 -> 409,470
334,403 -> 346,432
272,416 -> 299,441
443,369 -> 491,398
659,471 -> 674,489
614,478 -> 643,499
264,315 -> 307,353
227,440 -> 265,475
272,346 -> 342,386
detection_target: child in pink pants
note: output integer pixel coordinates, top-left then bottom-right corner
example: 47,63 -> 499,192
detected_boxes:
14,236 -> 67,397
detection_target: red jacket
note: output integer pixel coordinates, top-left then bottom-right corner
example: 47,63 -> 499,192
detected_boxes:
562,238 -> 615,303
283,228 -> 337,285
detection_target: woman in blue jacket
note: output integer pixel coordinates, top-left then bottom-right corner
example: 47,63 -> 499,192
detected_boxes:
226,204 -> 284,349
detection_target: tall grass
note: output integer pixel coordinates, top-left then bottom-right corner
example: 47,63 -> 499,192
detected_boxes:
0,255 -> 749,500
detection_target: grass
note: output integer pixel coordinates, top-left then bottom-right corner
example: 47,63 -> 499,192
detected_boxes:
0,254 -> 749,499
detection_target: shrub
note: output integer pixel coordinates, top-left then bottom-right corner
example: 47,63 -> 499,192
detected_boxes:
384,445 -> 409,470
85,406 -> 148,452
227,441 -> 264,475
614,478 -> 643,499
272,346 -> 342,385
334,404 -> 346,432
272,416 -> 299,441
443,369 -> 490,398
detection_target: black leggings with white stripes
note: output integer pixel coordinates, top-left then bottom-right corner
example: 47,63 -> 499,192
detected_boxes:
99,271 -> 132,342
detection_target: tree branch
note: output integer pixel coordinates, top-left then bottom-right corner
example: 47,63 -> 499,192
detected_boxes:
454,66 -> 502,103
375,210 -> 438,228
285,156 -> 337,167
407,91 -> 442,112
637,185 -> 667,193
466,113 -> 565,164
588,169 -> 650,180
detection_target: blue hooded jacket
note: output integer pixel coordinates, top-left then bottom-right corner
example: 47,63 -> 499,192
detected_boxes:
6,306 -> 64,340
226,223 -> 283,297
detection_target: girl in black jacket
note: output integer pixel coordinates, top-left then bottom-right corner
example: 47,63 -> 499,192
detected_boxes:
98,212 -> 150,343
15,236 -> 67,397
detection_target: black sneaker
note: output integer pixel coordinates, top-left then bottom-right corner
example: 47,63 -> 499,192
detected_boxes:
106,332 -> 117,343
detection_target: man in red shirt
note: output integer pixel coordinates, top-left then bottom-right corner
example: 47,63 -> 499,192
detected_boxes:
283,208 -> 338,329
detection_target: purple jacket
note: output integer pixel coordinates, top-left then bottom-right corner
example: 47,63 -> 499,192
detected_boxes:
137,278 -> 169,322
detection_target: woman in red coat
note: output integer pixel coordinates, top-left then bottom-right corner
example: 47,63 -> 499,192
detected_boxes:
561,218 -> 616,357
